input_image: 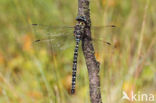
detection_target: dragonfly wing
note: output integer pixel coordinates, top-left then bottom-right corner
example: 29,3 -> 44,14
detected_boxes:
32,24 -> 74,28
91,25 -> 116,29
32,24 -> 74,35
91,24 -> 118,47
91,35 -> 115,52
33,33 -> 75,52
32,24 -> 75,51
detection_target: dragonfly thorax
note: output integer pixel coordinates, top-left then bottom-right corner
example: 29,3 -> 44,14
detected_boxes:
74,21 -> 86,41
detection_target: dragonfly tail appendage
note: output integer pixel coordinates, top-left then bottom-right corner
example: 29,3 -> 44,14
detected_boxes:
71,41 -> 80,94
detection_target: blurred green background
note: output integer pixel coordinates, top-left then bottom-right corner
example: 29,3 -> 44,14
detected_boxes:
0,0 -> 155,103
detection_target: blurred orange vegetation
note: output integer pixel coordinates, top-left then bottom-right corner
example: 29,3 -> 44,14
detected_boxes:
62,75 -> 72,93
102,0 -> 116,7
102,0 -> 106,6
27,91 -> 43,99
21,34 -> 33,52
0,52 -> 4,64
113,38 -> 121,49
95,52 -> 104,63
108,0 -> 116,7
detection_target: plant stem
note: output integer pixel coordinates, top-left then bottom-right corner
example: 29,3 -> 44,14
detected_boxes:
77,0 -> 102,103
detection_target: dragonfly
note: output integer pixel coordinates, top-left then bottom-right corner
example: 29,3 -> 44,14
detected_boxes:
32,15 -> 116,94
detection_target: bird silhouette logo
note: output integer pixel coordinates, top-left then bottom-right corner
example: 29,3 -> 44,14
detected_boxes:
122,91 -> 130,101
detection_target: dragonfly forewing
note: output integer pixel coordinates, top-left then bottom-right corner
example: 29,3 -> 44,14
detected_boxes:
33,28 -> 75,51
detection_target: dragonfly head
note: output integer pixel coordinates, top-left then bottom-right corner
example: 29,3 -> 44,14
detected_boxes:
76,16 -> 87,26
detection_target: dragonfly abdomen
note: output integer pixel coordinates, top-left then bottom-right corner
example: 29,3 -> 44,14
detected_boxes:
71,39 -> 80,94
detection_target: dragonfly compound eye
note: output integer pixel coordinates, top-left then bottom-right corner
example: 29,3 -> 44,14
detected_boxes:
79,22 -> 85,26
76,16 -> 87,24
